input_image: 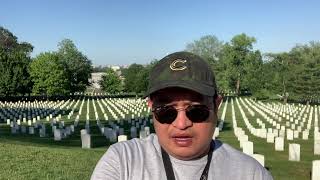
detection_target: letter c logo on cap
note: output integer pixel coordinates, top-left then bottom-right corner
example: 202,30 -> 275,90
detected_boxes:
170,59 -> 187,71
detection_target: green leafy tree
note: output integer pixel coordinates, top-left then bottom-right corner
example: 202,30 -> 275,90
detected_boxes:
100,68 -> 123,94
57,39 -> 92,94
186,35 -> 223,63
122,63 -> 145,93
289,42 -> 320,104
241,50 -> 264,96
185,35 -> 226,93
264,52 -> 296,103
30,52 -> 69,96
220,33 -> 257,95
0,26 -> 33,96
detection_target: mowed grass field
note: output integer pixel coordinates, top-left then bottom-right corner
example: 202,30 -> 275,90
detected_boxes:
0,96 -> 320,179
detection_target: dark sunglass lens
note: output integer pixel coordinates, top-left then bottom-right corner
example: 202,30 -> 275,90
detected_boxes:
186,105 -> 210,122
155,106 -> 177,124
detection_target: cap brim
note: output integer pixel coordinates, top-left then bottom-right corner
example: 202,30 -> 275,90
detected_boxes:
144,80 -> 216,98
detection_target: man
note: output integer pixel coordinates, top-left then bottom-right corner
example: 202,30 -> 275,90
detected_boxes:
91,52 -> 273,180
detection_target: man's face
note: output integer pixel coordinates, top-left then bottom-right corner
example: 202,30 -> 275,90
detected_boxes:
148,88 -> 221,160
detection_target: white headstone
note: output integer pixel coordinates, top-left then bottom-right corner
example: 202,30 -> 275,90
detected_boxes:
314,140 -> 320,155
144,126 -> 150,136
65,127 -> 71,136
312,160 -> 320,180
302,131 -> 309,140
70,125 -> 75,132
81,129 -> 88,136
275,137 -> 284,151
130,127 -> 137,138
54,129 -> 62,141
21,126 -> 27,134
279,130 -> 285,138
242,141 -> 253,155
267,133 -> 275,143
39,125 -> 46,137
139,130 -> 147,139
29,127 -> 34,134
81,133 -> 91,149
258,128 -> 267,138
118,135 -> 127,142
294,130 -> 299,138
287,129 -> 294,140
109,130 -> 117,143
11,127 -> 17,134
273,129 -> 279,137
289,143 -> 300,161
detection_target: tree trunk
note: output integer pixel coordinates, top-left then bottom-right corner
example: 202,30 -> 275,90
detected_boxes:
282,80 -> 287,104
236,78 -> 240,95
283,96 -> 288,104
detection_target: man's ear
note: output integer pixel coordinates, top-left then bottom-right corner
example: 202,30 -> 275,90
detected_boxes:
147,97 -> 153,108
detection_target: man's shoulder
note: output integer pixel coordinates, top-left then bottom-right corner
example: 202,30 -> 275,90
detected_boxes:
213,140 -> 273,179
109,133 -> 159,154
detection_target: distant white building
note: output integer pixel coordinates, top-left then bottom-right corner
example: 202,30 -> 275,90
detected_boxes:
110,65 -> 120,72
89,72 -> 106,89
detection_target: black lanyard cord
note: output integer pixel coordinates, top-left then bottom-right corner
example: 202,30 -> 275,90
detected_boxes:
161,141 -> 214,180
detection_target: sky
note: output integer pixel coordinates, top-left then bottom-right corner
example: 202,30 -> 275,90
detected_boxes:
1,0 -> 320,66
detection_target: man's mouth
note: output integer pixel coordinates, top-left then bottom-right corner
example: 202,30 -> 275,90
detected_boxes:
172,136 -> 193,147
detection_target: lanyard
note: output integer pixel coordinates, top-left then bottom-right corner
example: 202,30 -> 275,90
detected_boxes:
161,141 -> 214,180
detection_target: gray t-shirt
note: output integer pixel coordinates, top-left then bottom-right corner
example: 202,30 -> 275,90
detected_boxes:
91,134 -> 273,180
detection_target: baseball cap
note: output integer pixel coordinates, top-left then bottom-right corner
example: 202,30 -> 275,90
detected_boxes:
144,51 -> 217,97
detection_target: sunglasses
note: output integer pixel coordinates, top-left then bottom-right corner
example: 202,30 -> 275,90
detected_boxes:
152,104 -> 211,124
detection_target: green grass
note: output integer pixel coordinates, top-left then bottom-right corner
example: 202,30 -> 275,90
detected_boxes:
0,122 -> 109,180
0,135 -> 106,180
0,97 -> 320,179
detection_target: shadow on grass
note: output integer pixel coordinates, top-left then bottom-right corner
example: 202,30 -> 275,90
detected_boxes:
217,121 -> 232,131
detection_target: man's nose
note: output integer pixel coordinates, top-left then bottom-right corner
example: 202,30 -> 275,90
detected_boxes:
171,110 -> 192,130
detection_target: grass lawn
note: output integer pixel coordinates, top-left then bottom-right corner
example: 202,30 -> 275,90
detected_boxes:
0,128 -> 107,180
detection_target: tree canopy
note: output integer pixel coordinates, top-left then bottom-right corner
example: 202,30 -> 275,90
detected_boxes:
57,39 -> 93,94
29,39 -> 92,96
0,26 -> 33,96
30,52 -> 69,96
99,68 -> 123,94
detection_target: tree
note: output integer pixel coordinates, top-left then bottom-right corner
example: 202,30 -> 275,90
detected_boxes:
289,42 -> 320,104
0,26 -> 33,96
122,63 -> 145,93
100,68 -> 123,94
186,35 -> 223,63
185,35 -> 226,93
263,52 -> 296,103
0,26 -> 18,51
57,39 -> 92,94
30,52 -> 69,96
220,33 -> 257,95
241,50 -> 264,96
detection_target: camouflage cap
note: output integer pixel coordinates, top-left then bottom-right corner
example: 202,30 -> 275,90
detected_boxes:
144,51 -> 217,97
